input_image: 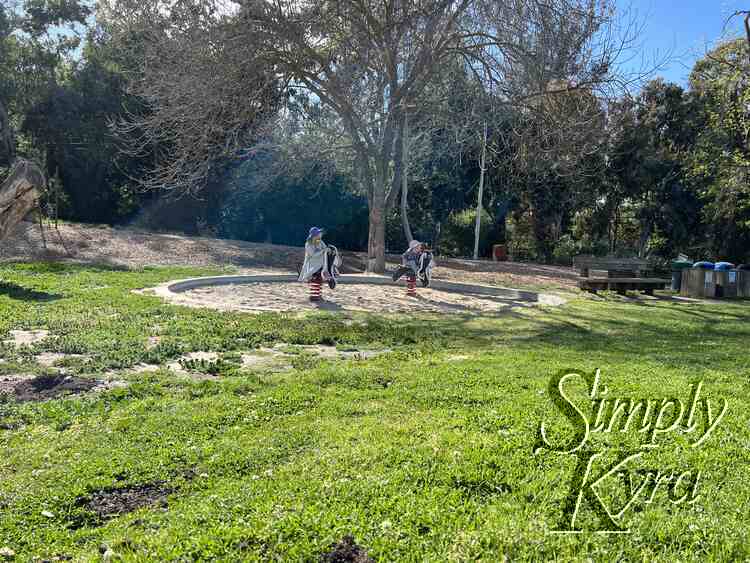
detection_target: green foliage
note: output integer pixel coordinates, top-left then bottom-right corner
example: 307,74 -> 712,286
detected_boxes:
551,234 -> 579,265
605,80 -> 703,259
686,40 -> 750,261
218,151 -> 369,250
506,211 -> 537,262
439,208 -> 493,258
2,4 -> 750,265
23,52 -> 146,223
21,0 -> 91,36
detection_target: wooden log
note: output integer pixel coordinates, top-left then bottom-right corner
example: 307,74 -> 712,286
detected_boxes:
0,159 -> 45,242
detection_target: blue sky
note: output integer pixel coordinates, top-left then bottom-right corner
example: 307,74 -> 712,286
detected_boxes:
619,0 -> 749,86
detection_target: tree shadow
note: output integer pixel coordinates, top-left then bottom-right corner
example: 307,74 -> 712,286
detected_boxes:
1,257 -> 134,273
503,300 -> 750,372
314,300 -> 344,312
409,293 -> 531,316
0,281 -> 62,302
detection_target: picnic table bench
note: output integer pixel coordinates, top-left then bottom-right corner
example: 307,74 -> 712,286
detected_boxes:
573,256 -> 669,296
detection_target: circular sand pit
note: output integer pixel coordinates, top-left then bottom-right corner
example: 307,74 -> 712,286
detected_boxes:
152,274 -> 565,316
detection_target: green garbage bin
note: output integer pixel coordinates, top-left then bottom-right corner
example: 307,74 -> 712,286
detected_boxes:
671,260 -> 693,291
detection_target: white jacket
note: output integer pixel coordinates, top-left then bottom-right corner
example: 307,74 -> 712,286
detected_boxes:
299,241 -> 341,282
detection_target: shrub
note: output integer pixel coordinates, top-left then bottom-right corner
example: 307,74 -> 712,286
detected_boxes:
551,234 -> 578,266
439,208 -> 493,258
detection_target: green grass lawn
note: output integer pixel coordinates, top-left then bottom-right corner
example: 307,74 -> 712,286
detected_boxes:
1,262 -> 749,561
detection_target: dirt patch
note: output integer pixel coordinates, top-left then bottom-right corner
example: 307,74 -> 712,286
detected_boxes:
241,345 -> 388,369
2,221 -> 575,291
446,354 -> 471,362
182,351 -> 218,363
81,482 -> 173,522
35,352 -> 69,367
240,351 -> 293,372
273,345 -> 389,361
35,352 -> 88,368
131,363 -> 161,374
3,329 -> 49,347
0,374 -> 100,402
157,346 -> 388,379
320,536 -> 374,563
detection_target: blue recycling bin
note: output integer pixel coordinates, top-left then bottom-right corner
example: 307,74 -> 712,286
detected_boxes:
715,262 -> 735,271
692,261 -> 715,270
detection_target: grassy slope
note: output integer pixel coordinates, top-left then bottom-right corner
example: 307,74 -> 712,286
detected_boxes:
0,262 -> 749,561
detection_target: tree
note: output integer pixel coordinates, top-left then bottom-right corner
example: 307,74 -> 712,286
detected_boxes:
605,80 -> 700,258
101,0 -> 637,272
0,0 -> 91,240
0,159 -> 45,240
99,0 -> 284,196
0,98 -> 14,167
686,39 -> 750,261
473,120 -> 487,259
22,37 -> 150,223
500,82 -> 609,261
218,146 -> 368,249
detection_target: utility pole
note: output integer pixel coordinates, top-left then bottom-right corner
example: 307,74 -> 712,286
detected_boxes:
401,105 -> 414,243
473,120 -> 488,260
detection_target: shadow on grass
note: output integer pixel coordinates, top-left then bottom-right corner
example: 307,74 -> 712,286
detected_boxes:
1,260 -> 133,274
497,300 -> 750,371
391,295 -> 750,373
0,281 -> 62,302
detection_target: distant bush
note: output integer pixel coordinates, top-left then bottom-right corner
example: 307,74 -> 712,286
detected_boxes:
506,212 -> 536,262
217,153 -> 369,250
439,208 -> 493,258
551,234 -> 578,266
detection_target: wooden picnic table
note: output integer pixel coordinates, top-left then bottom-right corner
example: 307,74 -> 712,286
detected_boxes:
574,255 -> 669,296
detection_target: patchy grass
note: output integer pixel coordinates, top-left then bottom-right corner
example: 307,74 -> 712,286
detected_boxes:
0,262 -> 749,561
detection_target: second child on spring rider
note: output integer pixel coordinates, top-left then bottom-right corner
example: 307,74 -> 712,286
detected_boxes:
392,239 -> 434,295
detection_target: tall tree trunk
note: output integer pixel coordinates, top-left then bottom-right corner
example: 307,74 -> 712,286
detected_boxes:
473,121 -> 488,260
367,190 -> 387,273
638,219 -> 653,258
401,108 -> 413,243
365,107 -> 405,274
609,206 -> 620,254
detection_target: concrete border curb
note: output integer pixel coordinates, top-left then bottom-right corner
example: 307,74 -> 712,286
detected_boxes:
152,274 -> 566,307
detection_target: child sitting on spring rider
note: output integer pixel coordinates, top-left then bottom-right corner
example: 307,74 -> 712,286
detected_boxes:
392,240 -> 434,295
298,227 -> 341,301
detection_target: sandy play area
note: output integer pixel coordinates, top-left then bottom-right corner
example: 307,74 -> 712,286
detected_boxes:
160,280 -> 564,315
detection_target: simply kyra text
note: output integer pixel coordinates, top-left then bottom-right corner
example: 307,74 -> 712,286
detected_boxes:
534,369 -> 728,533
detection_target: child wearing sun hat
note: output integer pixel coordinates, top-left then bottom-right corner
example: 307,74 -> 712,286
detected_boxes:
298,227 -> 341,300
